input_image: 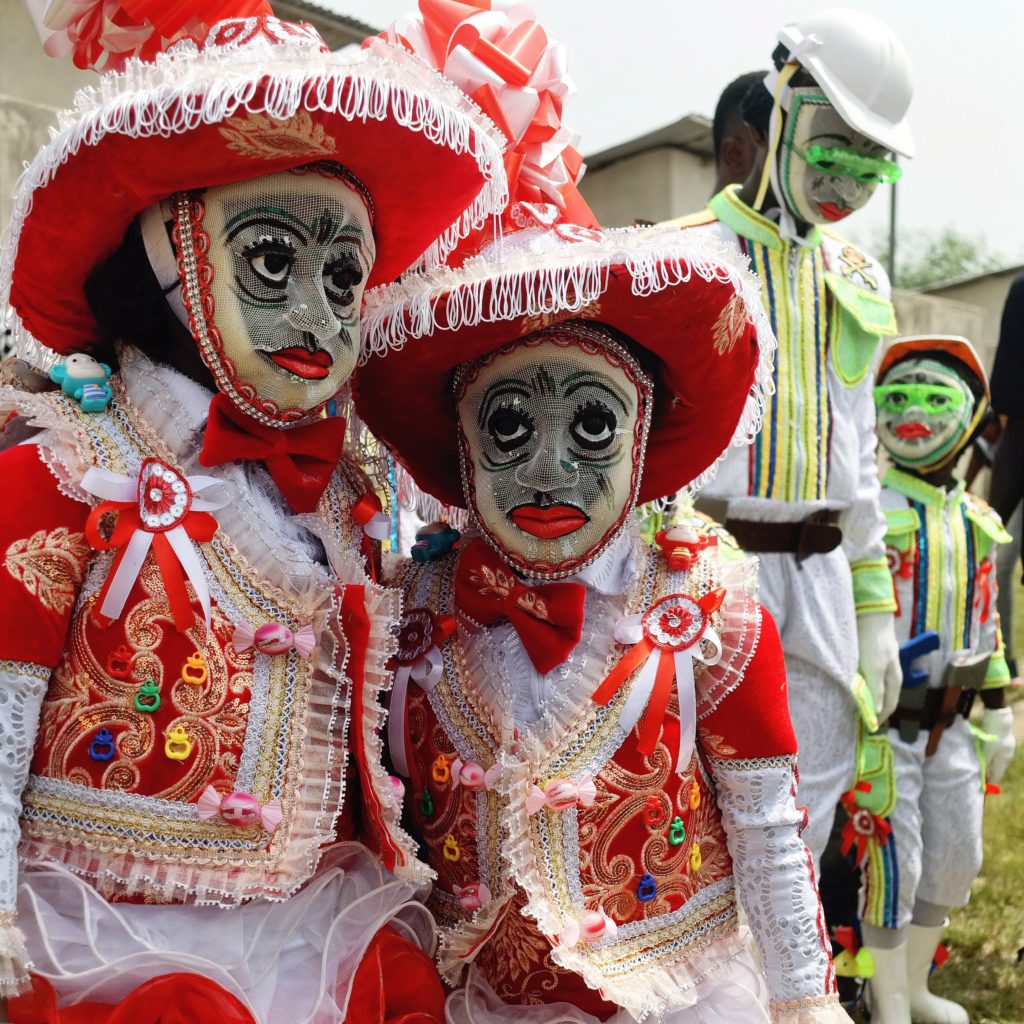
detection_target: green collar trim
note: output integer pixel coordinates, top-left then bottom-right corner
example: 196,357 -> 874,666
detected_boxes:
883,466 -> 965,508
708,185 -> 823,251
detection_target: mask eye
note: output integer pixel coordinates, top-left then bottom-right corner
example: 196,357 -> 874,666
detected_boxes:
487,406 -> 534,452
324,254 -> 363,307
926,392 -> 951,409
244,240 -> 294,290
570,401 -> 616,451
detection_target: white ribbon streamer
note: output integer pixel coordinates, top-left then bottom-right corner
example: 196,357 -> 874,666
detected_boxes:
81,466 -> 229,629
387,646 -> 444,778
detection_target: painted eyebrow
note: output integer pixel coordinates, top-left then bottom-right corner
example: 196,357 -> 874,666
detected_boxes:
477,380 -> 532,429
561,371 -> 630,413
224,208 -> 310,245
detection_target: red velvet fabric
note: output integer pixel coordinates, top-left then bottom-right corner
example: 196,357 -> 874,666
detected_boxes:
345,925 -> 445,1024
0,444 -> 91,668
8,973 -> 256,1023
200,394 -> 347,513
699,605 -> 798,759
453,539 -> 586,675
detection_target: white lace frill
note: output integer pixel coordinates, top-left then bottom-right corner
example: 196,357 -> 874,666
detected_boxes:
17,842 -> 436,1023
1,30 -> 508,373
696,548 -> 762,721
1,355 -> 425,901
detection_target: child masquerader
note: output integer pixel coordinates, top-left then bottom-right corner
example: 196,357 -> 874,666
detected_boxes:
0,3 -> 506,1019
860,336 -> 1015,1024
352,5 -> 851,1020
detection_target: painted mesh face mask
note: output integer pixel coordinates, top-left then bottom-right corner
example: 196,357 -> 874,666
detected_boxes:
874,357 -> 979,472
455,324 -> 653,580
168,164 -> 376,425
777,88 -> 891,226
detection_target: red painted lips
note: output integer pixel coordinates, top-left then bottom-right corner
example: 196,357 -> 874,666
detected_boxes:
268,347 -> 334,380
894,421 -> 932,439
510,503 -> 589,539
817,202 -> 852,222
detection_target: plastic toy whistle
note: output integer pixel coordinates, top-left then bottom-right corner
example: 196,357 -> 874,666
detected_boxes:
134,679 -> 161,713
164,726 -> 192,760
89,728 -> 116,762
181,652 -> 208,686
899,631 -> 940,689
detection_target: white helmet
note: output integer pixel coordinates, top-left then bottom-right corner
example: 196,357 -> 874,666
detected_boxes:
777,8 -> 914,158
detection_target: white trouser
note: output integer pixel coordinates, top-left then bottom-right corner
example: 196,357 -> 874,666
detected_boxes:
756,548 -> 859,866
880,715 -> 984,929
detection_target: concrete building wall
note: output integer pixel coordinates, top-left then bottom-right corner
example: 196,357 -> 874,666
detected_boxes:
580,147 -> 715,227
924,267 -> 1023,371
891,288 -> 988,359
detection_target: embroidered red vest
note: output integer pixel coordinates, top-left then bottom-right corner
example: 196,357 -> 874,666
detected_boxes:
388,529 -> 762,1012
3,382 -> 418,905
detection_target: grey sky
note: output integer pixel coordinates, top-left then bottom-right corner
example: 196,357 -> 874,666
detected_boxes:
328,0 -> 1024,267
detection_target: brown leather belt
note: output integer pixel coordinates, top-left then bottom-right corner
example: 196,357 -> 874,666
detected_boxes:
888,687 -> 976,756
722,509 -> 843,561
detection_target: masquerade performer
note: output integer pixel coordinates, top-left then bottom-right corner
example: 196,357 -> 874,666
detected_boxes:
0,3 -> 507,1020
669,9 -> 913,866
353,5 -> 849,1021
860,336 -> 1014,1024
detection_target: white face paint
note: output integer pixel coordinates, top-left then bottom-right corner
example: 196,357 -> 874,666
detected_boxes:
455,327 -> 652,579
874,357 -> 976,471
778,88 -> 887,226
177,165 -> 375,423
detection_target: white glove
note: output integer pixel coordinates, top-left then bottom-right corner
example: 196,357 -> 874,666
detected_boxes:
856,612 -> 902,723
980,706 -> 1016,785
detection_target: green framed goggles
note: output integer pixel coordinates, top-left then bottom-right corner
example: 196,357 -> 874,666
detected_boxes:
799,144 -> 902,185
873,383 -> 967,415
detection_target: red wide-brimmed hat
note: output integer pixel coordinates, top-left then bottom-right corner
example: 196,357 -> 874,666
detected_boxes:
354,211 -> 775,509
352,1 -> 774,510
2,5 -> 508,370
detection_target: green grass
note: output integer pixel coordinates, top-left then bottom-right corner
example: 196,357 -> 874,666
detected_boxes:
930,578 -> 1024,1022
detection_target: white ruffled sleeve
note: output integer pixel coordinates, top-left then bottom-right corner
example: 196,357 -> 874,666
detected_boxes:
0,659 -> 48,996
710,754 -> 851,1023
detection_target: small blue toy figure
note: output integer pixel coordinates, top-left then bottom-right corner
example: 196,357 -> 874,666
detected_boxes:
49,352 -> 113,412
410,522 -> 460,563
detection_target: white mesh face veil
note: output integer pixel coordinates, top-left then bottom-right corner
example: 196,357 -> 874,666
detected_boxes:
455,324 -> 653,580
777,87 -> 880,228
169,164 -> 376,425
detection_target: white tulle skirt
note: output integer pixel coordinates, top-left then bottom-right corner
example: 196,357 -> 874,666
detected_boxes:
17,842 -> 437,1024
444,929 -> 771,1024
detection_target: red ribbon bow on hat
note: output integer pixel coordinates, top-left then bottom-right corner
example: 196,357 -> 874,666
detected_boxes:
200,393 -> 346,513
454,538 -> 585,675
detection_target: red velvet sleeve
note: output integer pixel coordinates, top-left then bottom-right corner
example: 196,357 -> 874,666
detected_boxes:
698,605 -> 798,760
0,444 -> 91,668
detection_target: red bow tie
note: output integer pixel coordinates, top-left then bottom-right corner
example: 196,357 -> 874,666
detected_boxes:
200,393 -> 346,513
454,538 -> 586,675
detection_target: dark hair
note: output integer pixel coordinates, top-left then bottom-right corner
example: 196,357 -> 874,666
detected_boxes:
84,218 -> 183,364
712,71 -> 767,158
740,43 -> 819,135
